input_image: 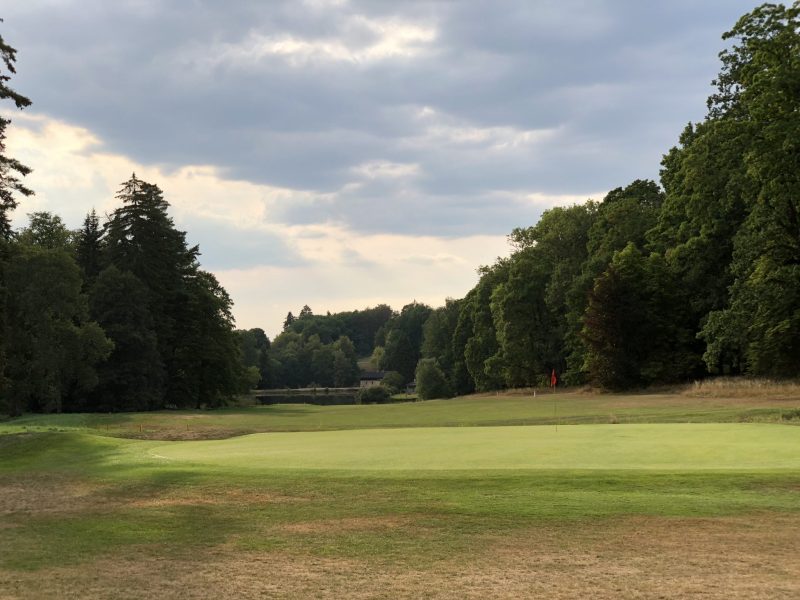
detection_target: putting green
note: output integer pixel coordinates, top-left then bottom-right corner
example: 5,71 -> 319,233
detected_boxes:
147,423 -> 800,471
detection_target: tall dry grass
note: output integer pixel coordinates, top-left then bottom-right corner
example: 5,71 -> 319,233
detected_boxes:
682,377 -> 800,399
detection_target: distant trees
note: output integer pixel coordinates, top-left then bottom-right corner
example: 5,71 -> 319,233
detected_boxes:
266,329 -> 360,389
236,328 -> 271,388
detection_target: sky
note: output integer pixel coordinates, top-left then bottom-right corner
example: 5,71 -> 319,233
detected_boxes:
2,0 -> 760,337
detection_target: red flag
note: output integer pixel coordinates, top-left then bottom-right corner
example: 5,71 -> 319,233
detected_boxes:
550,369 -> 557,388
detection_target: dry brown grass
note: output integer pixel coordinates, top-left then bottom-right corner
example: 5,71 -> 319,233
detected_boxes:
0,476 -> 110,516
683,378 -> 800,400
2,513 -> 798,599
276,515 -> 412,534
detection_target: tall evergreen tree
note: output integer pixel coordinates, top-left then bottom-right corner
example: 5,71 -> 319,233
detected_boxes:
76,209 -> 103,283
88,266 -> 164,411
103,175 -> 240,407
0,23 -> 32,407
0,22 -> 32,240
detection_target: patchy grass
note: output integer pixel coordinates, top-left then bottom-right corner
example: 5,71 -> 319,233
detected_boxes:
2,388 -> 800,598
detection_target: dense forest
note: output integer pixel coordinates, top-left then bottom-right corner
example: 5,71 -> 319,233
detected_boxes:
2,3 -> 799,412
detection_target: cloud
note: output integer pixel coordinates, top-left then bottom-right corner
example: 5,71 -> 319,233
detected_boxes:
4,0 -> 759,240
200,16 -> 436,68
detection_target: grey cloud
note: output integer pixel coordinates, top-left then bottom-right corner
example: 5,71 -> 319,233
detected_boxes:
5,0 -> 759,238
180,218 -> 305,270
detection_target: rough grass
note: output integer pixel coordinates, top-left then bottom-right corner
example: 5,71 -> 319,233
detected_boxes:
2,513 -> 799,599
2,387 -> 800,598
2,386 -> 800,440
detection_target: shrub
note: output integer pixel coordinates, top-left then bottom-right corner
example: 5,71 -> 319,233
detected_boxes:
380,371 -> 405,394
356,386 -> 392,404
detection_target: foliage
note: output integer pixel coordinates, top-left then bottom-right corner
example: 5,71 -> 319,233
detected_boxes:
17,212 -> 73,250
379,302 -> 433,382
699,3 -> 800,376
3,248 -> 112,415
282,304 -> 393,356
582,245 -> 694,390
75,209 -> 103,283
235,328 -> 271,388
380,371 -> 405,394
356,385 -> 392,404
268,330 -> 360,389
87,266 -> 164,411
415,358 -> 452,400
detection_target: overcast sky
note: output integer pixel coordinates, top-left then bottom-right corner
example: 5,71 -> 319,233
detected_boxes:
3,0 -> 759,337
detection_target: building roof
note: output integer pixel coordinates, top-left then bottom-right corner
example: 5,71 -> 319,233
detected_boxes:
359,371 -> 385,381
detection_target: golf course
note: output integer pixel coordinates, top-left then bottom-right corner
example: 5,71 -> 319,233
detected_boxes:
2,388 -> 799,598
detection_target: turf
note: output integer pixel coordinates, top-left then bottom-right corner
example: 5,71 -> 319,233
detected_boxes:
2,392 -> 800,598
147,423 -> 800,471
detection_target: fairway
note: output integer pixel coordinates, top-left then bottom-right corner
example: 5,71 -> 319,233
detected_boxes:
149,423 -> 800,471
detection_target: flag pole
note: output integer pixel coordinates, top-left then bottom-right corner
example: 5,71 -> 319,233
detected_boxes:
551,369 -> 557,432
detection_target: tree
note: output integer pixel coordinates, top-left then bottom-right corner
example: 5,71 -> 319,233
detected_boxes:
235,328 -> 271,388
415,359 -> 451,400
421,298 -> 462,389
283,311 -> 296,330
103,175 -> 241,407
490,249 -> 558,388
0,22 -> 33,240
170,270 -> 243,407
87,266 -> 164,411
0,24 -> 32,406
76,209 -> 103,283
332,336 -> 359,387
17,212 -> 73,251
3,248 -> 112,414
699,3 -> 800,376
380,371 -> 405,394
356,385 -> 391,404
380,302 -> 433,382
461,262 -> 509,391
582,244 -> 692,390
